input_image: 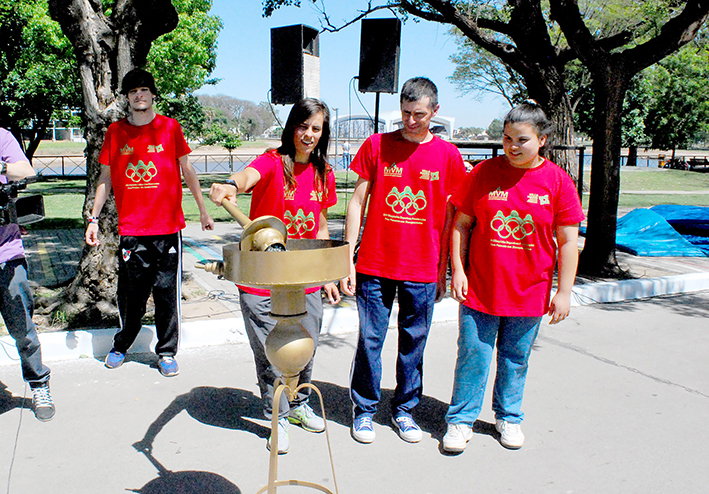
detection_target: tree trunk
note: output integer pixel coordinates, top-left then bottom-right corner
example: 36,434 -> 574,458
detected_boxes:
627,144 -> 637,167
544,95 -> 578,181
44,0 -> 177,327
578,67 -> 630,277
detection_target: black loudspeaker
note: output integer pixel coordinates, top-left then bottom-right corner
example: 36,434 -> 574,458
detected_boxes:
358,18 -> 401,94
271,24 -> 320,105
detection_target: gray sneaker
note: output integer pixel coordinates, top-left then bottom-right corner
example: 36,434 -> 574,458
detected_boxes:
288,403 -> 325,432
31,382 -> 55,422
267,417 -> 290,454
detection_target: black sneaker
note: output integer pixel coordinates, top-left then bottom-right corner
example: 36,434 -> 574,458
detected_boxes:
31,382 -> 55,422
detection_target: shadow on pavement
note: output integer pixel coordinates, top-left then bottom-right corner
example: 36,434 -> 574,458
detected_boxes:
133,386 -> 270,451
0,380 -> 32,416
128,457 -> 241,494
128,386 -> 268,494
311,380 -> 451,439
590,291 -> 709,318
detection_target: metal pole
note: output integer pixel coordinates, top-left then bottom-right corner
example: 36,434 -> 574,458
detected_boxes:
577,146 -> 585,200
334,108 -> 339,170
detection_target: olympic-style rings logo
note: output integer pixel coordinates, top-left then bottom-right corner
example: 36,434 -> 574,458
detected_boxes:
490,210 -> 535,240
125,160 -> 158,183
284,209 -> 316,237
385,186 -> 427,216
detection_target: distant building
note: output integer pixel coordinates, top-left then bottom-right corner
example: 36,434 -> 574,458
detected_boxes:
334,111 -> 455,140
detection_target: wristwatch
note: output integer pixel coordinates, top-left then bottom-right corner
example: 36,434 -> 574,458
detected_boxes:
223,179 -> 238,192
0,160 -> 7,176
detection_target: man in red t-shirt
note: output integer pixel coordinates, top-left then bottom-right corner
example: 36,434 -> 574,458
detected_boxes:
85,69 -> 214,378
341,77 -> 466,444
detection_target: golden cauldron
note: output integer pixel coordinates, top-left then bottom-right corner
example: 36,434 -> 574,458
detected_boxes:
199,200 -> 349,494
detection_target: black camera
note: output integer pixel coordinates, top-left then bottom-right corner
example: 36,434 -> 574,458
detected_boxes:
0,177 -> 45,226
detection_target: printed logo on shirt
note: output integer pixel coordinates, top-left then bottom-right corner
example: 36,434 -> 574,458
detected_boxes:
488,188 -> 509,201
419,170 -> 440,181
527,193 -> 550,205
122,248 -> 131,262
284,209 -> 316,237
385,186 -> 427,216
490,210 -> 535,242
284,186 -> 296,201
384,163 -> 403,177
147,144 -> 165,153
310,190 -> 325,202
125,160 -> 158,188
120,145 -> 134,155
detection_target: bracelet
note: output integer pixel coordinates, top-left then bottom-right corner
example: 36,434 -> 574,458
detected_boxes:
0,161 -> 7,176
223,179 -> 238,192
88,216 -> 99,225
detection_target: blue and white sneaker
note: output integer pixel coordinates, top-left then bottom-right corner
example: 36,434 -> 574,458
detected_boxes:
391,413 -> 422,443
157,356 -> 179,377
352,413 -> 375,443
105,350 -> 125,369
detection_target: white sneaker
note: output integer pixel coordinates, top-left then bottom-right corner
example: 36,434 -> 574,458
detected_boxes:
442,423 -> 473,452
495,419 -> 524,449
267,417 -> 290,454
289,403 -> 325,432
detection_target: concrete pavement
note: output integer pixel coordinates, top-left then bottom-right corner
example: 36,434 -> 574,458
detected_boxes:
1,291 -> 708,493
2,218 -> 709,492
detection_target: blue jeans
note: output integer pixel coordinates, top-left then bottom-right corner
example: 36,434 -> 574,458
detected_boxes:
446,305 -> 541,425
0,258 -> 50,385
350,274 -> 436,417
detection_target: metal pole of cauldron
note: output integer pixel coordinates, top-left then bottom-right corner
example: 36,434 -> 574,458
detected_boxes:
201,200 -> 341,493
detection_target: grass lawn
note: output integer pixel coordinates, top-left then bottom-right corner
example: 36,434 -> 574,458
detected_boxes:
33,139 -> 277,157
22,166 -> 709,230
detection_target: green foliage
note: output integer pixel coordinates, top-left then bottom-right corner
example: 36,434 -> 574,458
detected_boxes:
0,0 -> 80,142
197,94 -> 276,140
201,124 -> 242,152
144,0 -> 222,97
643,46 -> 709,151
157,94 -> 206,141
262,0 -> 302,17
448,31 -> 526,107
486,118 -> 503,140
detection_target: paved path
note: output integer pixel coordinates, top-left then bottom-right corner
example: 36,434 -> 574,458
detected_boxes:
1,292 -> 708,493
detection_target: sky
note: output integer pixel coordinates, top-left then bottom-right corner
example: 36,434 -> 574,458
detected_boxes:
195,1 -> 511,130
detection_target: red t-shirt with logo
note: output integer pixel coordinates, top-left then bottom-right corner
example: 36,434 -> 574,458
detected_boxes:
240,149 -> 337,295
99,115 -> 190,236
452,156 -> 585,317
351,131 -> 466,283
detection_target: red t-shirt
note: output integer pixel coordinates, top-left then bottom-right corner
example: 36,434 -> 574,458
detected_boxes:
452,156 -> 585,317
351,131 -> 466,283
99,114 -> 190,236
240,150 -> 337,295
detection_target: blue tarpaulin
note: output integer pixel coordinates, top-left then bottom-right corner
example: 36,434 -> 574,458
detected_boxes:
651,205 -> 709,255
614,208 -> 706,257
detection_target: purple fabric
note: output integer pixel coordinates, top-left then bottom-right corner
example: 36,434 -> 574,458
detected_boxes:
0,128 -> 26,263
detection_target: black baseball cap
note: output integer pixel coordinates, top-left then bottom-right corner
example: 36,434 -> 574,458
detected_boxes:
120,68 -> 157,95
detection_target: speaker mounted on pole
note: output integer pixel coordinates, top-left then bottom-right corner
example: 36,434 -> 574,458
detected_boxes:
358,18 -> 401,94
271,24 -> 320,105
